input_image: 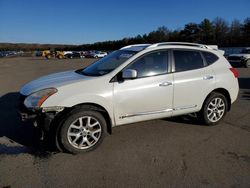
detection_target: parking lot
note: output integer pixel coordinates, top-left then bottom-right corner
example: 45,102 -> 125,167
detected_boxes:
0,57 -> 250,188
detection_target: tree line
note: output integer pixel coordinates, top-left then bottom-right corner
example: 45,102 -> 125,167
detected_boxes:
1,17 -> 250,51
0,43 -> 75,51
79,17 -> 250,51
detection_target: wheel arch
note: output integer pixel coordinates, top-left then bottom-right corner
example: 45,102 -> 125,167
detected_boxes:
70,102 -> 113,134
203,88 -> 231,111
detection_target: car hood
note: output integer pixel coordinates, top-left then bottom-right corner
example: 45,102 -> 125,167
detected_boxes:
20,70 -> 92,96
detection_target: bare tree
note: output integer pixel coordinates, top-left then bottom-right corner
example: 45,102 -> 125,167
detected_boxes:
229,19 -> 242,46
213,17 -> 229,46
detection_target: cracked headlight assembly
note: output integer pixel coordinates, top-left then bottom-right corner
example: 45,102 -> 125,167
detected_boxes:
24,88 -> 58,108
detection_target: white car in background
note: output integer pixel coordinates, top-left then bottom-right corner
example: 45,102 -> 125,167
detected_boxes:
92,51 -> 108,58
227,47 -> 250,68
18,42 -> 239,154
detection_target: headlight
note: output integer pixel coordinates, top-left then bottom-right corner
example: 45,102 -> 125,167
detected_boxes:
24,88 -> 58,108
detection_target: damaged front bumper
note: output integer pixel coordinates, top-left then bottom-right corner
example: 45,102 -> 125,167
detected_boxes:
17,94 -> 64,131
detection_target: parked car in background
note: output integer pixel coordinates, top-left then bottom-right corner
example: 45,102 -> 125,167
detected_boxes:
0,52 -> 4,58
35,51 -> 43,57
93,51 -> 108,58
227,47 -> 250,68
65,52 -> 84,59
18,42 -> 239,154
85,51 -> 108,58
0,51 -> 18,57
64,51 -> 73,56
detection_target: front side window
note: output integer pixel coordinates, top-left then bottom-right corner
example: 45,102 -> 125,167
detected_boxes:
125,50 -> 169,78
174,50 -> 204,72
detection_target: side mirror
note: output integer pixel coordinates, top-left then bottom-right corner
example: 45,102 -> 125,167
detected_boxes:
122,69 -> 137,79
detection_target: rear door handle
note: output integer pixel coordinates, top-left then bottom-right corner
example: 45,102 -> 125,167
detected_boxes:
159,82 -> 172,87
203,75 -> 214,80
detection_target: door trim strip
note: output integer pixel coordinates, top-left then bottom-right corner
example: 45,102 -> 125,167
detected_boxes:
119,105 -> 197,119
119,109 -> 173,119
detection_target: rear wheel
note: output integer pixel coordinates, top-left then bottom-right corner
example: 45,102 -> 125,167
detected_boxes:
59,109 -> 106,154
199,92 -> 228,125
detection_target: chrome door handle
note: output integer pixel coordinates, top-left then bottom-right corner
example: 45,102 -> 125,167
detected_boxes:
203,75 -> 214,80
159,82 -> 172,87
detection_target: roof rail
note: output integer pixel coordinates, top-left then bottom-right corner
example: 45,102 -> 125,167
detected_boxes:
119,42 -> 224,54
147,42 -> 212,49
146,42 -> 225,54
120,44 -> 151,50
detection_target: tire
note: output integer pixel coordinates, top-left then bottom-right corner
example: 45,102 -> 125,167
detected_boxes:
198,92 -> 228,125
59,108 -> 106,154
245,59 -> 250,68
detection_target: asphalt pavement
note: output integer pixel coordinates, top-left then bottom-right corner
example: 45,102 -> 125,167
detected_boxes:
0,57 -> 250,188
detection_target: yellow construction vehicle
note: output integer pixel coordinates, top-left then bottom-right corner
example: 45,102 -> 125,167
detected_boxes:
42,50 -> 65,59
56,51 -> 65,59
42,50 -> 51,59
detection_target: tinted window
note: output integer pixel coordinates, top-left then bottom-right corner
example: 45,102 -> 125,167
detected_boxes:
174,50 -> 204,72
202,51 -> 218,65
126,51 -> 168,78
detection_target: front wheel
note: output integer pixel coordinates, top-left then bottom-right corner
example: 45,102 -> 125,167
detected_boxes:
198,92 -> 228,125
59,109 -> 106,154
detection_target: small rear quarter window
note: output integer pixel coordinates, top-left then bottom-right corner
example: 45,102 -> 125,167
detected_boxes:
202,52 -> 219,65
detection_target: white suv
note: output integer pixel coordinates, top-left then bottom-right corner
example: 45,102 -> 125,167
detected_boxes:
19,42 -> 239,153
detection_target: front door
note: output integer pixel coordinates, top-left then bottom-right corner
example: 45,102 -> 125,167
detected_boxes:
113,50 -> 174,125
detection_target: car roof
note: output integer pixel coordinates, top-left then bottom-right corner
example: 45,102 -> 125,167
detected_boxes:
120,42 -> 224,54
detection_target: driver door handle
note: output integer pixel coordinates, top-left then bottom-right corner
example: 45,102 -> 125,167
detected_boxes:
159,82 -> 172,87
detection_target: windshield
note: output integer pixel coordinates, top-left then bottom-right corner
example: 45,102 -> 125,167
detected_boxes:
81,50 -> 137,76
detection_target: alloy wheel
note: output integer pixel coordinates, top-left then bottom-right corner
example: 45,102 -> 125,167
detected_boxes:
207,97 -> 225,123
67,116 -> 102,149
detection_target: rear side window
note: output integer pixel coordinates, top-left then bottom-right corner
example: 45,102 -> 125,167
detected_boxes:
202,52 -> 219,65
173,50 -> 204,72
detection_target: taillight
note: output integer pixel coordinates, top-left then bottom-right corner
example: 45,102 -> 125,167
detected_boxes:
230,68 -> 239,78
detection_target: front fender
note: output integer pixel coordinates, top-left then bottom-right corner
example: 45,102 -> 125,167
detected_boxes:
44,92 -> 112,112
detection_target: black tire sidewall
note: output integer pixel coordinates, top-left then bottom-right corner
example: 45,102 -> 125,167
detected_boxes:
200,92 -> 228,125
60,110 -> 106,154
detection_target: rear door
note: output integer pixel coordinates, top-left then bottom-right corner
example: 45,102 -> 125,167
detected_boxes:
172,49 -> 215,116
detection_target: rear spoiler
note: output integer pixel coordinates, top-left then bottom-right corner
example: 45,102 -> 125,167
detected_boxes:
207,45 -> 225,55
